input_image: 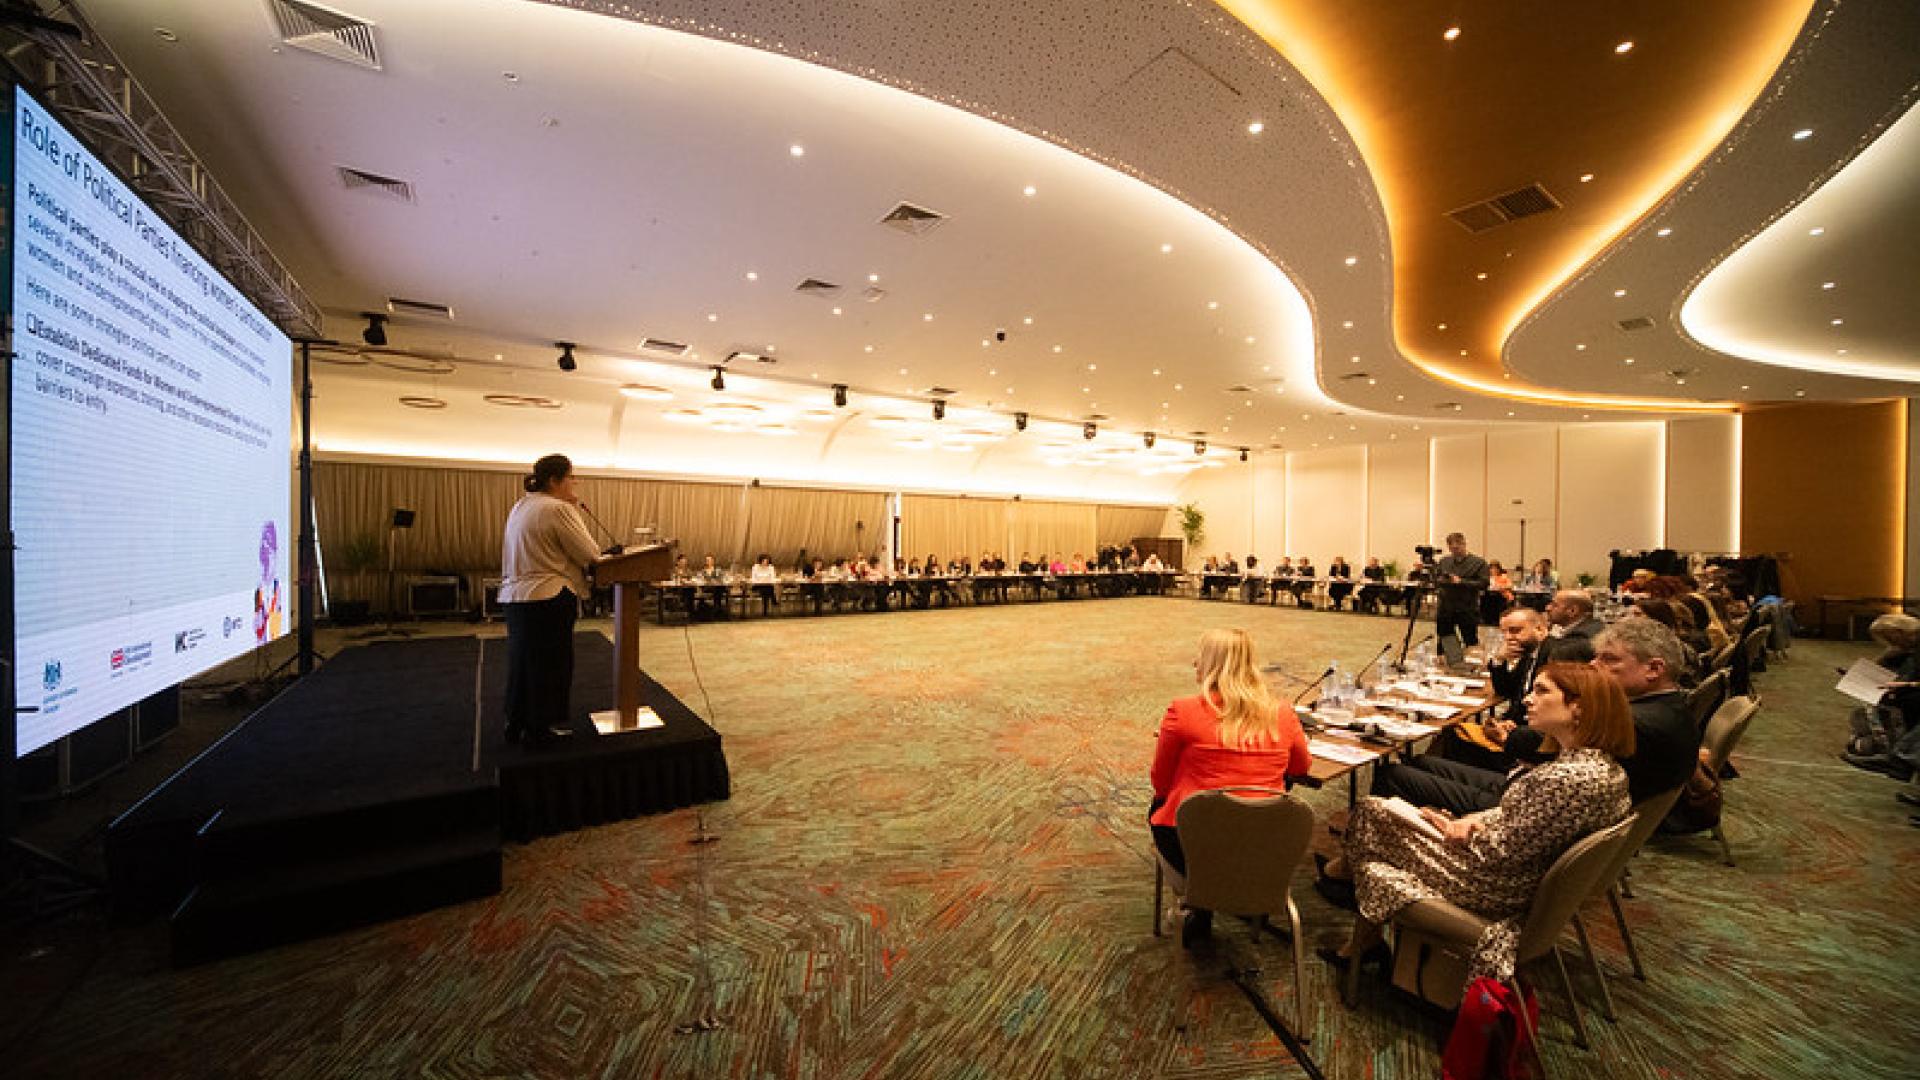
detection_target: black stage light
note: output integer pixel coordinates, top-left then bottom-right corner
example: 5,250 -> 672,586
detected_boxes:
1083,422 -> 1097,440
1014,412 -> 1028,432
1239,448 -> 1249,462
1194,440 -> 1207,455
932,399 -> 946,420
361,312 -> 388,346
833,384 -> 848,408
1143,432 -> 1156,449
710,366 -> 726,391
555,341 -> 577,372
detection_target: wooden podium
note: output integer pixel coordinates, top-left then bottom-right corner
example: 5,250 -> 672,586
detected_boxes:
589,542 -> 676,733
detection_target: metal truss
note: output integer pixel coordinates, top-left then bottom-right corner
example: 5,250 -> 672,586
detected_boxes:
1,2 -> 322,338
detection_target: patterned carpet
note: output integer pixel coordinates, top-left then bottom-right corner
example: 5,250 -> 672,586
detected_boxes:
6,597 -> 1919,1078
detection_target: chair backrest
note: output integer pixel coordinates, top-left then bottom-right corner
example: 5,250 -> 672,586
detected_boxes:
1685,670 -> 1728,730
1601,785 -> 1686,884
1707,639 -> 1738,672
1175,787 -> 1317,918
1701,694 -> 1760,775
1742,626 -> 1768,666
1512,814 -> 1639,964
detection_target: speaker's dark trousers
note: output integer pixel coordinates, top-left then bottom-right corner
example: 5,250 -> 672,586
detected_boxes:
504,588 -> 577,740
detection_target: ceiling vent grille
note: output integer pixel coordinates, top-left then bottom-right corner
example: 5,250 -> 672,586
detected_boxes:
1446,183 -> 1561,233
879,201 -> 947,236
1224,384 -> 1255,393
1338,372 -> 1371,381
338,165 -> 412,201
268,0 -> 382,70
1616,315 -> 1655,332
1433,401 -> 1465,411
640,337 -> 689,356
794,278 -> 841,297
386,296 -> 452,319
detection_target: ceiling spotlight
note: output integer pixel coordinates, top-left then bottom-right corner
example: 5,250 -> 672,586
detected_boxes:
789,144 -> 805,157
1239,448 -> 1249,462
832,383 -> 848,408
1247,120 -> 1265,135
361,312 -> 388,346
1015,412 -> 1028,432
1443,26 -> 1461,41
1792,128 -> 1814,141
1143,432 -> 1156,448
1614,40 -> 1634,54
710,366 -> 725,391
1656,227 -> 1673,237
1344,255 -> 1358,266
1022,184 -> 1037,196
1194,441 -> 1207,456
932,400 -> 946,420
1083,422 -> 1097,440
1579,173 -> 1595,183
555,341 -> 576,371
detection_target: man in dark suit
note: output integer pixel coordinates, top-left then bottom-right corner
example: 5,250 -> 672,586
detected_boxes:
1544,589 -> 1604,663
1434,532 -> 1489,647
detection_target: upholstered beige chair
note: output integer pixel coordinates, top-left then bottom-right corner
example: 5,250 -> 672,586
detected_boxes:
1568,784 -> 1686,1022
1697,695 -> 1760,866
1685,670 -> 1727,732
1153,786 -> 1316,1034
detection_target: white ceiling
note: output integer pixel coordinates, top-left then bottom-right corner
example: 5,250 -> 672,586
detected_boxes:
67,0 -> 1920,496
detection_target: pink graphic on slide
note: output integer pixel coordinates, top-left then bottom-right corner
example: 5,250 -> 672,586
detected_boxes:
254,521 -> 282,643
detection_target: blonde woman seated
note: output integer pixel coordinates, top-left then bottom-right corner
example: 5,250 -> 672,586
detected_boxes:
1315,662 -> 1632,982
1150,628 -> 1314,945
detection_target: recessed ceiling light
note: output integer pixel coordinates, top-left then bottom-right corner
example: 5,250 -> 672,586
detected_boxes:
1576,343 -> 1587,351
1656,227 -> 1673,237
619,384 -> 674,401
868,273 -> 880,283
1623,357 -> 1636,364
1830,318 -> 1844,326
1052,345 -> 1063,353
1160,243 -> 1174,254
1341,320 -> 1353,329
706,313 -> 718,322
1081,386 -> 1090,393
1344,256 -> 1358,266
789,144 -> 805,157
1579,173 -> 1595,183
1245,336 -> 1256,344
1613,289 -> 1627,298
1437,323 -> 1448,330
1086,363 -> 1097,371
745,271 -> 758,281
1458,350 -> 1468,357
1247,120 -> 1265,135
1614,41 -> 1634,54
831,307 -> 842,316
1023,316 -> 1034,325
1152,369 -> 1161,376
1350,355 -> 1361,363
863,344 -> 874,352
1792,128 -> 1813,140
1443,26 -> 1461,41
1506,411 -> 1516,417
1207,300 -> 1219,310
923,313 -> 934,321
1808,226 -> 1825,236
1794,389 -> 1806,397
1022,184 -> 1037,196
154,26 -> 179,41
1475,272 -> 1488,280
1367,378 -> 1377,386
898,367 -> 909,375
1740,384 -> 1750,390
989,368 -> 998,375
1821,281 -> 1836,290
1174,383 -> 1184,391
1837,349 -> 1849,355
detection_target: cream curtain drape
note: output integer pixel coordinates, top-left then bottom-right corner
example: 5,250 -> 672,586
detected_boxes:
1008,500 -> 1098,562
740,485 -> 888,568
1097,505 -> 1171,548
900,495 -> 1009,563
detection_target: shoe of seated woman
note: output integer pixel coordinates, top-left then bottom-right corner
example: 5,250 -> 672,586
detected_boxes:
1180,909 -> 1214,948
1312,873 -> 1358,912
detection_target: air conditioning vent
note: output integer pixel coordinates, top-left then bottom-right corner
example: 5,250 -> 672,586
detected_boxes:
1086,414 -> 1111,422
338,166 -> 412,201
1446,183 -> 1561,233
1339,372 -> 1371,381
386,296 -> 452,319
1616,316 -> 1655,332
925,386 -> 958,397
268,0 -> 381,70
794,278 -> 841,297
879,201 -> 947,236
1433,401 -> 1465,411
640,337 -> 689,356
1224,384 -> 1255,393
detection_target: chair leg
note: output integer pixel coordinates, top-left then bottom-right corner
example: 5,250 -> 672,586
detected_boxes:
1571,914 -> 1616,1023
1606,885 -> 1647,981
1341,917 -> 1381,1007
1617,864 -> 1635,900
1551,946 -> 1591,1049
1713,823 -> 1736,867
1287,897 -> 1311,1043
1508,976 -> 1545,1070
1153,861 -> 1164,938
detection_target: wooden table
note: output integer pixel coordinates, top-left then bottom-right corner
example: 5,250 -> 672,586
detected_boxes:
1287,673 -> 1502,804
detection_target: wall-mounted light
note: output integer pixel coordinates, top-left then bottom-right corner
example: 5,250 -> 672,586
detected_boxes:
710,366 -> 726,391
361,313 -> 388,346
832,384 -> 848,408
555,341 -> 576,372
1014,412 -> 1028,432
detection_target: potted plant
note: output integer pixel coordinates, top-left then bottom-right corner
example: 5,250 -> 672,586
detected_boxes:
331,532 -> 383,624
1383,559 -> 1401,580
1177,503 -> 1205,567
1576,571 -> 1597,589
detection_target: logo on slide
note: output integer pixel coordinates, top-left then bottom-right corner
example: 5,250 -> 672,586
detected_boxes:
43,660 -> 62,691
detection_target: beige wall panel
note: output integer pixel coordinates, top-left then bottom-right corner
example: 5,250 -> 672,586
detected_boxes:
1284,446 -> 1367,567
1558,422 -> 1665,584
1367,438 -> 1430,569
1430,434 -> 1487,550
1665,415 -> 1740,555
1484,428 -> 1558,572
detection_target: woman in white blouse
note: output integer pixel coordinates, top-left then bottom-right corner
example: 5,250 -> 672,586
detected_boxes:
500,454 -> 603,746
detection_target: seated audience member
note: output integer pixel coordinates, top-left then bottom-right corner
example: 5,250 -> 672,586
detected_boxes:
672,554 -> 693,582
749,553 -> 778,615
1326,556 -> 1354,611
1621,568 -> 1656,595
1843,613 -> 1920,777
1220,552 -> 1240,575
1149,628 -> 1313,945
1316,662 -> 1633,981
1523,558 -> 1559,592
1357,557 -> 1388,613
1291,556 -> 1317,607
1481,561 -> 1515,625
695,554 -> 729,620
1199,555 -> 1222,598
1429,606 -> 1552,772
1626,599 -> 1704,680
1268,556 -> 1295,605
1543,589 -> 1604,662
1241,555 -> 1266,603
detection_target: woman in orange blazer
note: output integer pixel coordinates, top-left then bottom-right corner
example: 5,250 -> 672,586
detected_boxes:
1149,628 -> 1313,944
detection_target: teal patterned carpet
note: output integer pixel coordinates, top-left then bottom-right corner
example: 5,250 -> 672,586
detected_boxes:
6,598 -> 1918,1078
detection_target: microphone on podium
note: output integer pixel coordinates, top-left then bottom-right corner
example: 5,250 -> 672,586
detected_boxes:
577,501 -> 625,555
1354,642 -> 1394,682
1292,665 -> 1336,705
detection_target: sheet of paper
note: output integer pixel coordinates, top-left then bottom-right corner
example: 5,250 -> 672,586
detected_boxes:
1308,738 -> 1382,766
1377,796 -> 1445,839
1380,700 -> 1460,718
1372,718 -> 1440,740
1836,659 -> 1897,705
1439,693 -> 1488,707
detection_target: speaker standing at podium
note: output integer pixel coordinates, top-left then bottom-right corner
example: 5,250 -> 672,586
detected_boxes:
500,454 -> 603,746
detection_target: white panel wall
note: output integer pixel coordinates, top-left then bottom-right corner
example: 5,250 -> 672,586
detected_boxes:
1430,434 -> 1487,549
1559,422 -> 1665,584
1284,445 -> 1367,566
1367,438 -> 1429,569
1484,428 -> 1558,572
1176,459 -> 1285,566
1666,415 -> 1739,554
1251,456 -> 1287,562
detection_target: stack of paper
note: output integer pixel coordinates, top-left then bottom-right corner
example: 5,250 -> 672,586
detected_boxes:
1308,739 -> 1382,766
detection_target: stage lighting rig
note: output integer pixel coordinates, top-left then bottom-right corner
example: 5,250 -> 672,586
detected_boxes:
361,312 -> 388,346
555,341 -> 577,372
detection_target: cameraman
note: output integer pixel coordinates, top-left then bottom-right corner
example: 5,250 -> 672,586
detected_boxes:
1433,531 -> 1490,648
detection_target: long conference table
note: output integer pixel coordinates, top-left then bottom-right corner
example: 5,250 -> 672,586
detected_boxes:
643,569 -> 1181,623
1286,669 -> 1502,802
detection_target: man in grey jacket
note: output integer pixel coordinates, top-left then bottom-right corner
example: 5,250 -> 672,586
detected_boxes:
1434,532 -> 1489,648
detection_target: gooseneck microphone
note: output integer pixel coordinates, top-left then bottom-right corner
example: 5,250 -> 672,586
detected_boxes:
577,501 -> 625,555
1353,642 -> 1394,683
1293,665 -> 1336,705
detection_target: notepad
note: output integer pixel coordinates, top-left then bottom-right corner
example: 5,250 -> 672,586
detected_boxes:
1308,739 -> 1382,766
1376,796 -> 1445,840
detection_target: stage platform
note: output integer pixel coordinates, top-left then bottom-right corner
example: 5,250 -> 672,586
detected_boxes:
104,632 -> 729,963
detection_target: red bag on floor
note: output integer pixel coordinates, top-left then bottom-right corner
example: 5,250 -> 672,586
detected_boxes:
1441,976 -> 1541,1080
